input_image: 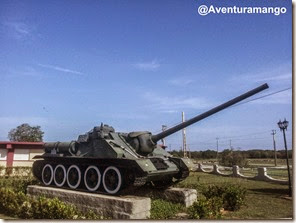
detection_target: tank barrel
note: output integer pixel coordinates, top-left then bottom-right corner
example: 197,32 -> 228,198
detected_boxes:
151,83 -> 269,143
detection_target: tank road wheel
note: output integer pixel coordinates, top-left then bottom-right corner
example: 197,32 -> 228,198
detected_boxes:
102,166 -> 122,194
54,165 -> 67,187
42,164 -> 53,186
67,165 -> 81,189
84,166 -> 101,192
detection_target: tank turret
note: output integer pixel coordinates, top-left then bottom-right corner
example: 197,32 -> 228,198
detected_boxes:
33,83 -> 269,195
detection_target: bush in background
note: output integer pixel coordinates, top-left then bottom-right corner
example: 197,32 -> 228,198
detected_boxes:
5,166 -> 33,177
0,166 -> 38,194
0,177 -> 38,194
219,149 -> 248,167
202,183 -> 247,211
188,183 -> 246,219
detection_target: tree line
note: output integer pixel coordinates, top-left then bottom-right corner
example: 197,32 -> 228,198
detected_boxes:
169,149 -> 292,159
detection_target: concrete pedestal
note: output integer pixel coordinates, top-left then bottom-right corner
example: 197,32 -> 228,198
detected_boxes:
133,187 -> 198,207
27,185 -> 150,219
161,187 -> 197,207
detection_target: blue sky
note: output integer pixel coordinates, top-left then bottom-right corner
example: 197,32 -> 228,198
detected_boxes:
0,0 -> 292,151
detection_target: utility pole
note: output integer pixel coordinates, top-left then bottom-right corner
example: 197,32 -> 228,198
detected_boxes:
229,139 -> 232,150
216,137 -> 219,162
182,112 -> 187,158
271,130 -> 277,166
278,119 -> 292,197
188,145 -> 191,158
161,125 -> 167,146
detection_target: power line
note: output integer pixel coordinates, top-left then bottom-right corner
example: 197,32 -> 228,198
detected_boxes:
229,137 -> 270,141
154,86 -> 292,149
152,87 -> 291,134
217,130 -> 270,139
232,87 -> 291,107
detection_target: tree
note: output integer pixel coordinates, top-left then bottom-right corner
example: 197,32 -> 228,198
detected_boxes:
8,123 -> 44,142
219,149 -> 247,167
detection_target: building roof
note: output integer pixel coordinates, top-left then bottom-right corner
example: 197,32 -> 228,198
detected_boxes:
0,141 -> 44,145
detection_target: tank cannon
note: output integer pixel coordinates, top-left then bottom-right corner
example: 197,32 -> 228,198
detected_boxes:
125,83 -> 269,155
33,83 -> 269,195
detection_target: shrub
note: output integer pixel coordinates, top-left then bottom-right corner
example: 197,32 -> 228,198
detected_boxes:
0,187 -> 104,219
0,176 -> 38,193
202,184 -> 225,199
222,184 -> 247,211
0,188 -> 29,217
150,199 -> 184,219
207,197 -> 223,217
1,166 -> 33,177
202,183 -> 247,211
0,165 -> 5,175
187,197 -> 222,219
219,149 -> 248,167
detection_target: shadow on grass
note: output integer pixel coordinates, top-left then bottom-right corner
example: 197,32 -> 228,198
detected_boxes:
249,188 -> 289,196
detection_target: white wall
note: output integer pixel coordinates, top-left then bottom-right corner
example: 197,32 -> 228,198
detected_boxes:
14,149 -> 29,161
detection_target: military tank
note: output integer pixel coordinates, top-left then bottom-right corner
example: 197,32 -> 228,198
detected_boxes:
33,83 -> 269,195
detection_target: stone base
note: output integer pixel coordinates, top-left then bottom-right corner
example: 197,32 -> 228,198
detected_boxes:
133,187 -> 197,207
27,185 -> 150,219
161,187 -> 197,207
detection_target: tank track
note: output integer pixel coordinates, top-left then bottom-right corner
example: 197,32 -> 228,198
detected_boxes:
133,176 -> 148,187
32,156 -> 190,195
32,157 -> 148,195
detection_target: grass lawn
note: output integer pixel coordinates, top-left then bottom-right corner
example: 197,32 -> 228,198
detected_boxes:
196,158 -> 292,168
176,172 -> 293,219
247,158 -> 292,167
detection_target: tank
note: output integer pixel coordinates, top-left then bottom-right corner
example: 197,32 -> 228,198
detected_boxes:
33,83 -> 269,194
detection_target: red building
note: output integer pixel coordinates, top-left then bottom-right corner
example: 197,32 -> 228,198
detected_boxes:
0,141 -> 44,167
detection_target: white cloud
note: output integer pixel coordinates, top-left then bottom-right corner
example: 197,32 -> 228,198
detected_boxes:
2,22 -> 33,40
143,92 -> 213,112
38,64 -> 84,75
230,63 -> 291,86
133,59 -> 160,71
168,78 -> 194,86
235,72 -> 291,83
253,73 -> 291,82
159,110 -> 179,114
5,67 -> 42,78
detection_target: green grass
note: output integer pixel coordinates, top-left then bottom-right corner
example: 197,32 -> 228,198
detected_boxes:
239,169 -> 257,177
247,158 -> 292,167
266,168 -> 292,180
176,172 -> 293,219
150,199 -> 185,219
